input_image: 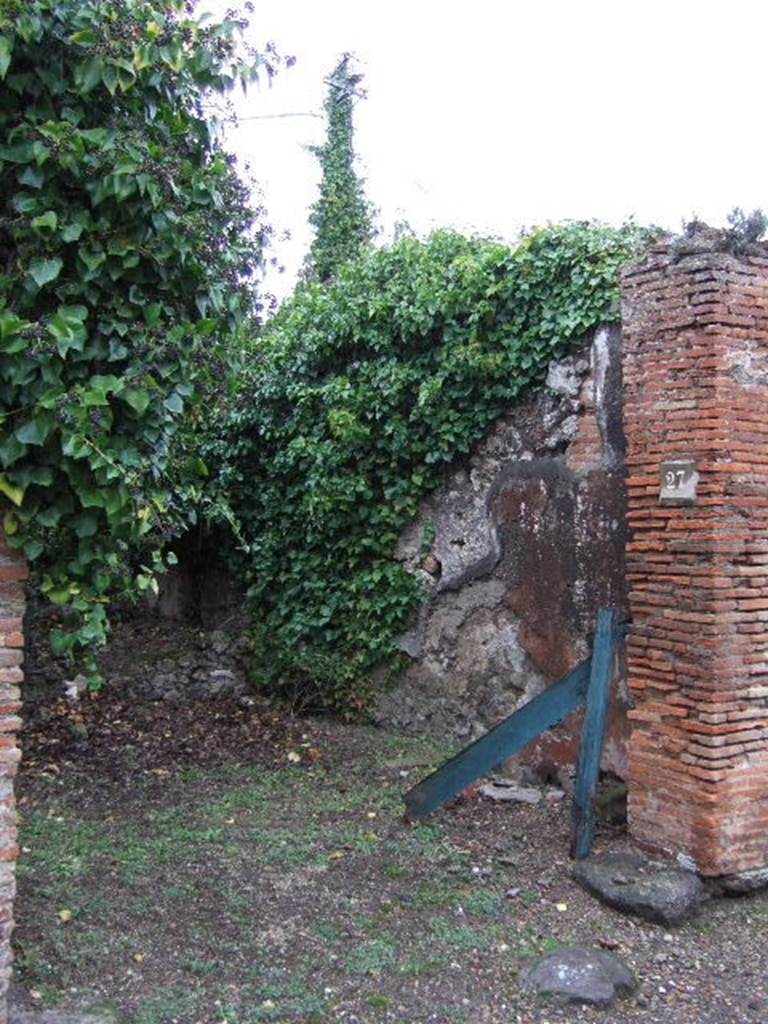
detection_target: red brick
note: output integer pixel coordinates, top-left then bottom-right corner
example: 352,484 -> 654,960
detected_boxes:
623,237 -> 768,877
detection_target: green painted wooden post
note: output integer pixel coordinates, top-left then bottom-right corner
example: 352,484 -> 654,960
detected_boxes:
571,607 -> 617,859
404,658 -> 592,820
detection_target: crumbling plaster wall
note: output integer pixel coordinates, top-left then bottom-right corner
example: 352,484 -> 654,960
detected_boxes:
375,326 -> 631,775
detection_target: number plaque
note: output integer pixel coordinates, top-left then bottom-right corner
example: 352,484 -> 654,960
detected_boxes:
659,460 -> 698,505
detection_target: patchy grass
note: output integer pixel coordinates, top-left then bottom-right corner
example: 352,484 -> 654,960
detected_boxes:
13,713 -> 768,1024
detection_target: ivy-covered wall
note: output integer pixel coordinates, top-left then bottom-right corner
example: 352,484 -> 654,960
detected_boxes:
146,325 -> 633,773
219,224 -> 650,716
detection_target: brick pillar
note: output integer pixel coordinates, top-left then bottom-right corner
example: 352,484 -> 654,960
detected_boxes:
0,527 -> 25,1023
622,233 -> 768,882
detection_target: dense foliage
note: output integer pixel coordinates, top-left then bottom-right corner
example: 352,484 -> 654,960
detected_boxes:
0,0 -> 271,679
303,54 -> 374,284
222,222 -> 654,713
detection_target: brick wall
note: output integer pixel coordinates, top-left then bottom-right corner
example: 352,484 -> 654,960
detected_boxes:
0,527 -> 25,1022
622,233 -> 768,880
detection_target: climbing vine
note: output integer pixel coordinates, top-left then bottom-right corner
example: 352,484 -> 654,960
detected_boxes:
302,54 -> 375,284
0,0 -> 273,680
221,222 -> 654,714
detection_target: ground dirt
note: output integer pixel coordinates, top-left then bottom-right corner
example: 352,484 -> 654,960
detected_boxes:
11,675 -> 768,1024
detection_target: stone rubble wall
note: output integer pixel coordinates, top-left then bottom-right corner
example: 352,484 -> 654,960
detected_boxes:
24,612 -> 249,711
622,234 -> 768,881
0,529 -> 25,1024
375,326 -> 631,776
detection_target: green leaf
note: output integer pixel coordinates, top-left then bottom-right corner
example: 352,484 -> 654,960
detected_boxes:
0,36 -> 13,80
72,513 -> 99,538
29,258 -> 63,288
133,43 -> 153,71
58,304 -> 87,326
195,318 -> 217,337
75,56 -> 103,92
0,434 -> 26,468
0,312 -> 21,340
47,306 -> 87,357
116,65 -> 136,92
69,28 -> 97,46
77,487 -> 105,509
61,433 -> 90,459
83,374 -> 121,406
37,505 -> 63,528
0,142 -> 34,163
32,141 -> 50,166
17,165 -> 44,188
80,128 -> 109,146
143,304 -> 163,326
163,392 -> 183,414
15,414 -> 53,446
101,63 -> 117,95
12,194 -> 38,214
78,247 -> 105,273
13,464 -> 54,487
122,388 -> 151,415
161,41 -> 184,73
23,538 -> 44,561
0,475 -> 24,507
61,222 -> 84,242
31,210 -> 58,232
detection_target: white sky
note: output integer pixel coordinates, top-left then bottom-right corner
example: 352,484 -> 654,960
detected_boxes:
208,0 -> 768,300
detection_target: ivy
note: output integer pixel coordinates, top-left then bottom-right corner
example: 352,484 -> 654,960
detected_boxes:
302,54 -> 375,284
0,0 -> 274,681
220,222 -> 655,714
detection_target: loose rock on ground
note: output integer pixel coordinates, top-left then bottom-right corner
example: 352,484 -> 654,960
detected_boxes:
519,945 -> 637,1007
572,850 -> 705,926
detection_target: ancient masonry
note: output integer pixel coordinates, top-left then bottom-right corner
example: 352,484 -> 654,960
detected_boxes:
2,231 -> 768,1022
0,530 -> 25,1022
378,326 -> 630,771
622,236 -> 768,883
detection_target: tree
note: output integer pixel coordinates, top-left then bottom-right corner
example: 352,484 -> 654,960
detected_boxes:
303,54 -> 374,283
0,0 -> 273,679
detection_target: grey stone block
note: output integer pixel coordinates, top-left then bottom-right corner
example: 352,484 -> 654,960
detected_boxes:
519,945 -> 636,1006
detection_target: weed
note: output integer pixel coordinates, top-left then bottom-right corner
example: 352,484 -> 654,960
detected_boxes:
411,878 -> 460,909
180,957 -> 218,977
397,956 -> 446,977
346,939 -> 398,975
313,922 -> 343,943
429,919 -> 493,951
462,889 -> 504,917
539,936 -> 562,953
135,990 -> 197,1024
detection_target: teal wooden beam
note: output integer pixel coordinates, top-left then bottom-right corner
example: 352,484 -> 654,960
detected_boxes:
403,658 -> 592,821
571,607 -> 617,859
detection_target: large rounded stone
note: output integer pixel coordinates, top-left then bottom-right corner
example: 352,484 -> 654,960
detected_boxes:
572,851 -> 704,926
519,945 -> 636,1006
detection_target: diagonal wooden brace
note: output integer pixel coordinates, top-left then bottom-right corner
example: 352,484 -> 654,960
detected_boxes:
403,609 -> 625,829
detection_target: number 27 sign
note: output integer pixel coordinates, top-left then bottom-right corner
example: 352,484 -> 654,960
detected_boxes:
659,460 -> 698,505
